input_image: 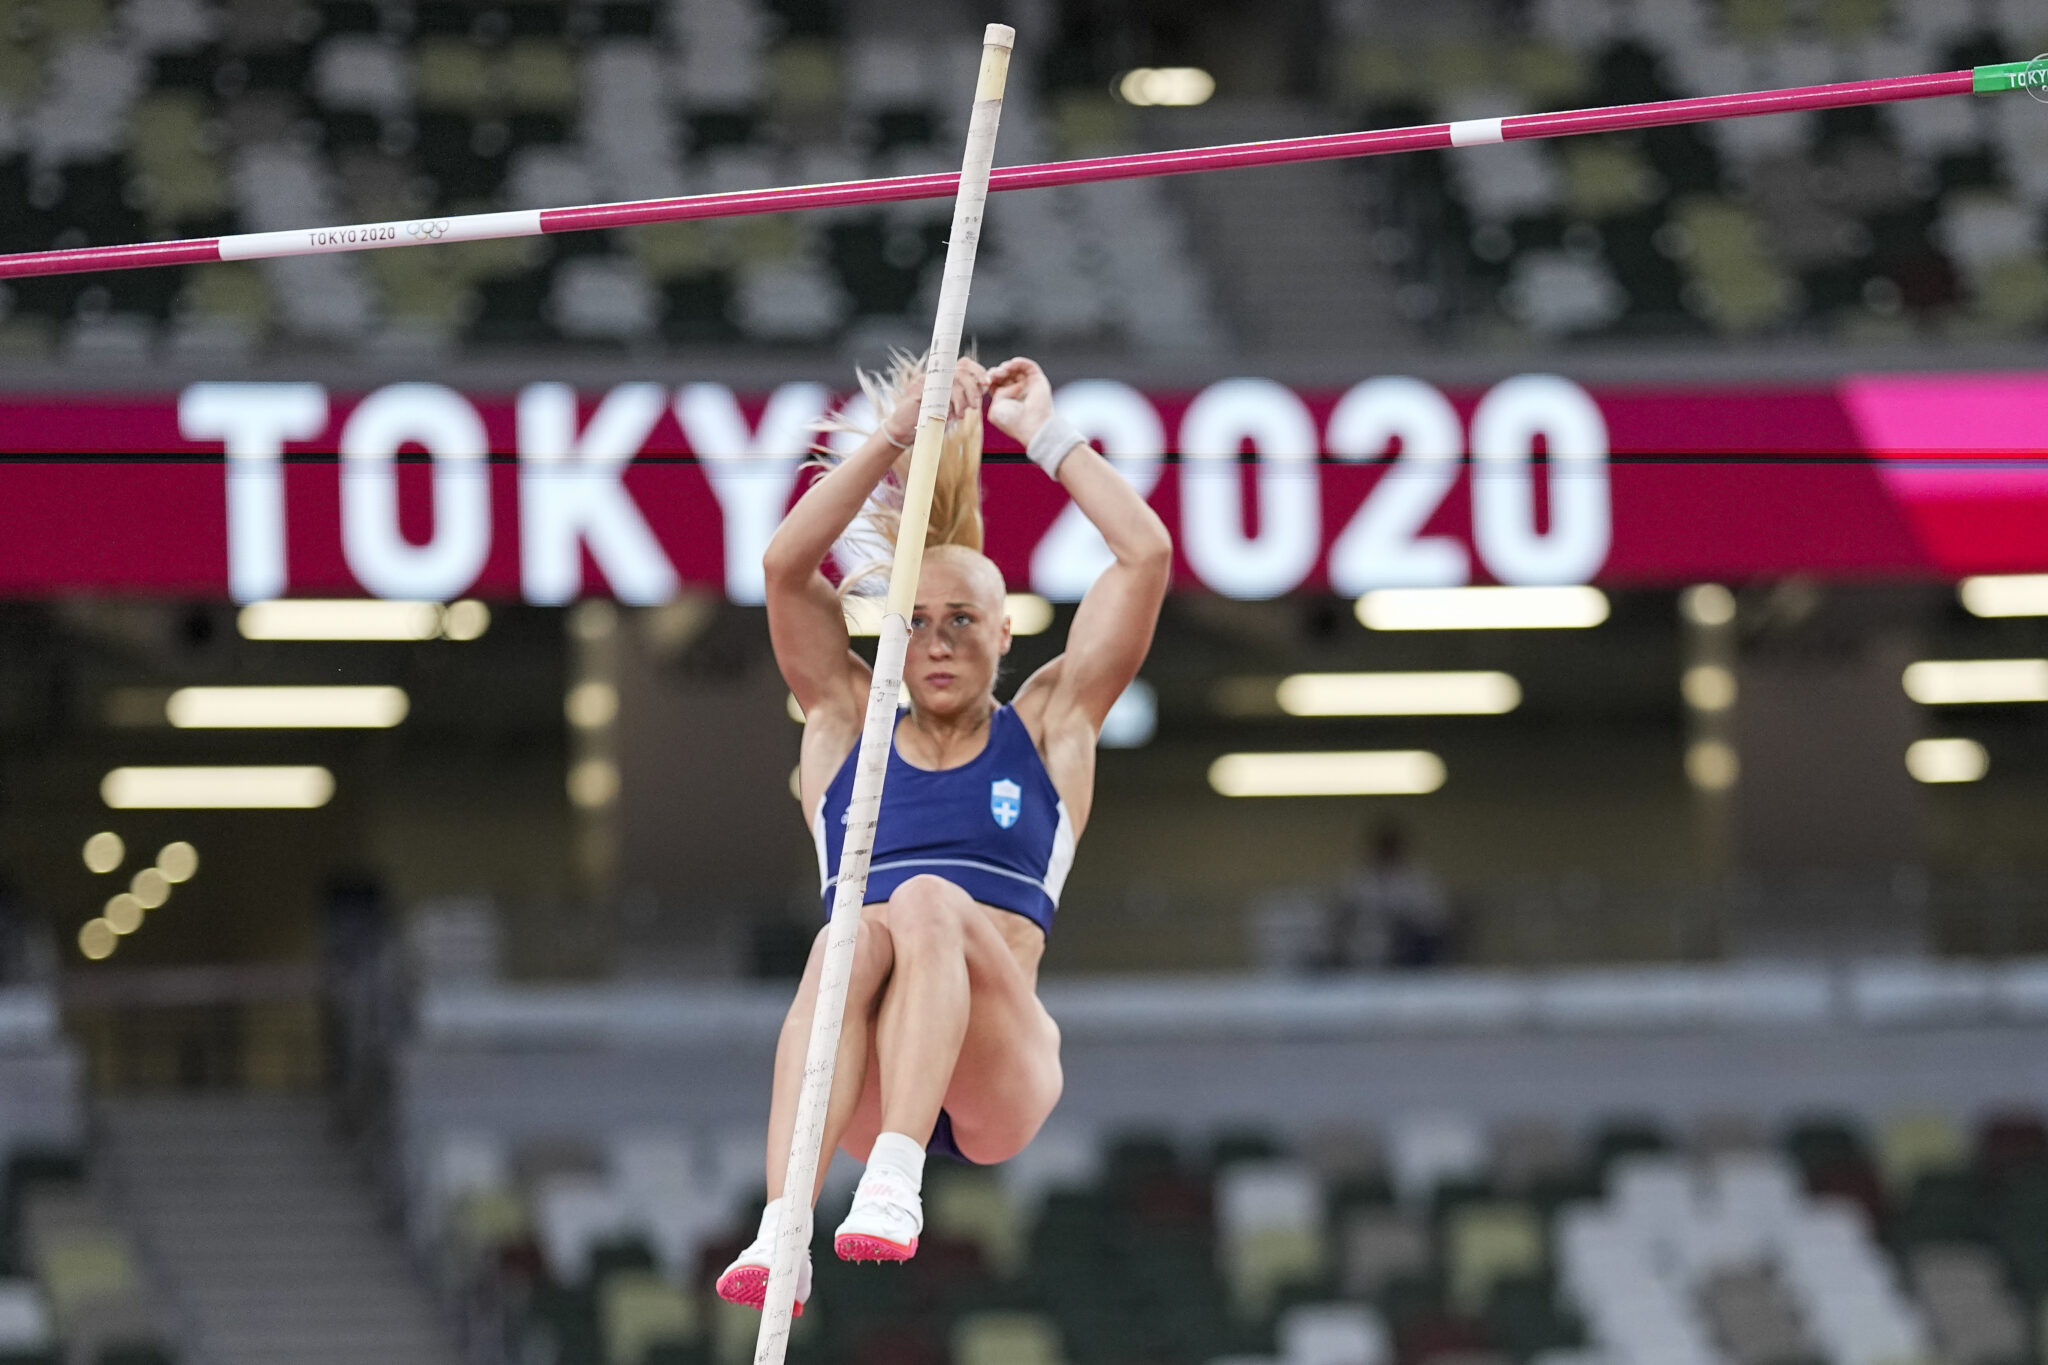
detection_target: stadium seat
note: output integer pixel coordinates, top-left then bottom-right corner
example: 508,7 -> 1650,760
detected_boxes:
1876,1113 -> 1967,1194
535,1175 -> 638,1285
1301,1125 -> 1384,1189
553,256 -> 659,341
123,0 -> 216,52
671,0 -> 769,108
1531,0 -> 1623,52
1449,144 -> 1562,224
94,1346 -> 175,1365
167,261 -> 268,356
732,256 -> 846,340
413,39 -> 491,113
1444,1203 -> 1543,1314
1388,1115 -> 1487,1207
1275,1302 -> 1389,1365
1560,139 -> 1663,220
0,1284 -> 51,1355
431,1128 -> 514,1198
1331,43 -> 1424,106
1671,195 -> 1797,333
951,1311 -> 1064,1365
1218,1162 -> 1327,1318
126,92 -> 230,228
1699,1266 -> 1817,1365
1506,43 -> 1588,105
1225,1228 -> 1326,1323
1481,1275 -> 1582,1359
998,1126 -> 1102,1215
31,1229 -> 137,1331
445,1186 -> 531,1270
1778,1204 -> 1931,1365
0,42 -> 41,108
766,40 -> 839,113
499,39 -> 578,114
600,1270 -> 698,1365
1908,1243 -> 2027,1365
1339,1208 -> 1429,1298
1686,1113 -> 1769,1161
929,1169 -> 1024,1279
313,35 -> 408,116
1502,252 -> 1629,335
1489,1120 -> 1579,1195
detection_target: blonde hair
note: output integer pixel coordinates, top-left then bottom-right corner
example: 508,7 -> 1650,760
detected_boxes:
819,350 -> 986,598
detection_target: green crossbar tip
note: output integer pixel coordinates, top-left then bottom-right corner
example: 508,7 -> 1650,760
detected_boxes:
1974,59 -> 2048,95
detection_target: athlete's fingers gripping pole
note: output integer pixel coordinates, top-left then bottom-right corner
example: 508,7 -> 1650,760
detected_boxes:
750,23 -> 1013,1365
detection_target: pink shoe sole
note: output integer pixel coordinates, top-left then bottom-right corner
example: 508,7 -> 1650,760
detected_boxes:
715,1264 -> 805,1317
834,1232 -> 917,1263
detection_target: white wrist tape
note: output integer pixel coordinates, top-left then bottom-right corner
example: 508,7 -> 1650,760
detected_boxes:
1025,412 -> 1088,478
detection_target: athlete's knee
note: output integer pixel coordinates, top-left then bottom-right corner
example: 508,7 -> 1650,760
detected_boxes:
954,1084 -> 1059,1165
886,875 -> 969,953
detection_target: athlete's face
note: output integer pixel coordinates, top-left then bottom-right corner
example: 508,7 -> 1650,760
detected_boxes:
906,548 -> 1010,719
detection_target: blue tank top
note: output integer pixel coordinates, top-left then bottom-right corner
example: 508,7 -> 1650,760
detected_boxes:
812,705 -> 1074,936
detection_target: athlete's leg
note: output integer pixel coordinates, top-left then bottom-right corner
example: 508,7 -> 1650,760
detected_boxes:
762,917 -> 895,1203
935,910 -> 1063,1164
862,876 -> 1063,1160
724,914 -> 898,1313
828,876 -> 974,1261
870,874 -> 976,1143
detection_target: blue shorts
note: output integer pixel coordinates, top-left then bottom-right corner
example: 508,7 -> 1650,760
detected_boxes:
927,1108 -> 976,1164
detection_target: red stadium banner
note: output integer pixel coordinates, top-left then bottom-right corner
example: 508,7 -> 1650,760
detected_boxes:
1,372 -> 2044,601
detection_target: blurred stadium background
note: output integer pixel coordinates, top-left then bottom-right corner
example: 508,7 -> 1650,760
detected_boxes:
2,1 -> 2048,1365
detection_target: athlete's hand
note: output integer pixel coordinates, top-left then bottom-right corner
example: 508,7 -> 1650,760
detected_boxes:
882,356 -> 989,445
986,356 -> 1055,447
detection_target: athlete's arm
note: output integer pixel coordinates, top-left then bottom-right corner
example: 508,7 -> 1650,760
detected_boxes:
763,357 -> 988,720
989,357 -> 1172,732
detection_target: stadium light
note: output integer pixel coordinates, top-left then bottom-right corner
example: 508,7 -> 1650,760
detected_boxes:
1274,672 -> 1522,717
441,600 -> 491,640
82,832 -> 124,874
1902,659 -> 2048,705
1681,665 -> 1737,712
1959,575 -> 2048,618
1006,594 -> 1054,636
237,599 -> 489,641
129,868 -> 170,910
157,842 -> 199,883
1907,738 -> 1989,784
166,685 -> 409,728
103,894 -> 145,935
1356,586 -> 1610,631
1116,67 -> 1215,106
565,682 -> 620,730
102,766 -> 335,809
567,759 -> 620,810
1686,740 -> 1739,791
1208,750 -> 1446,797
1680,584 -> 1737,627
78,920 -> 117,961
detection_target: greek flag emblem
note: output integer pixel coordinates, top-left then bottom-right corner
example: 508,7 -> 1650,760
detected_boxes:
990,779 -> 1022,829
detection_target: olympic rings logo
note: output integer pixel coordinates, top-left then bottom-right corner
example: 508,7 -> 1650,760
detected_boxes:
2028,55 -> 2048,105
407,220 -> 452,239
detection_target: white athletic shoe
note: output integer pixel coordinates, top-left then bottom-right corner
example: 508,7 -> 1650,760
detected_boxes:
715,1198 -> 813,1317
833,1165 -> 923,1262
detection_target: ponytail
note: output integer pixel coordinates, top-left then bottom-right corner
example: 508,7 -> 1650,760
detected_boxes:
817,350 -> 985,598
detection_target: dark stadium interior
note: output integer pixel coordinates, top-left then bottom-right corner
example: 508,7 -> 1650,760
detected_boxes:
0,2 -> 2046,1365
